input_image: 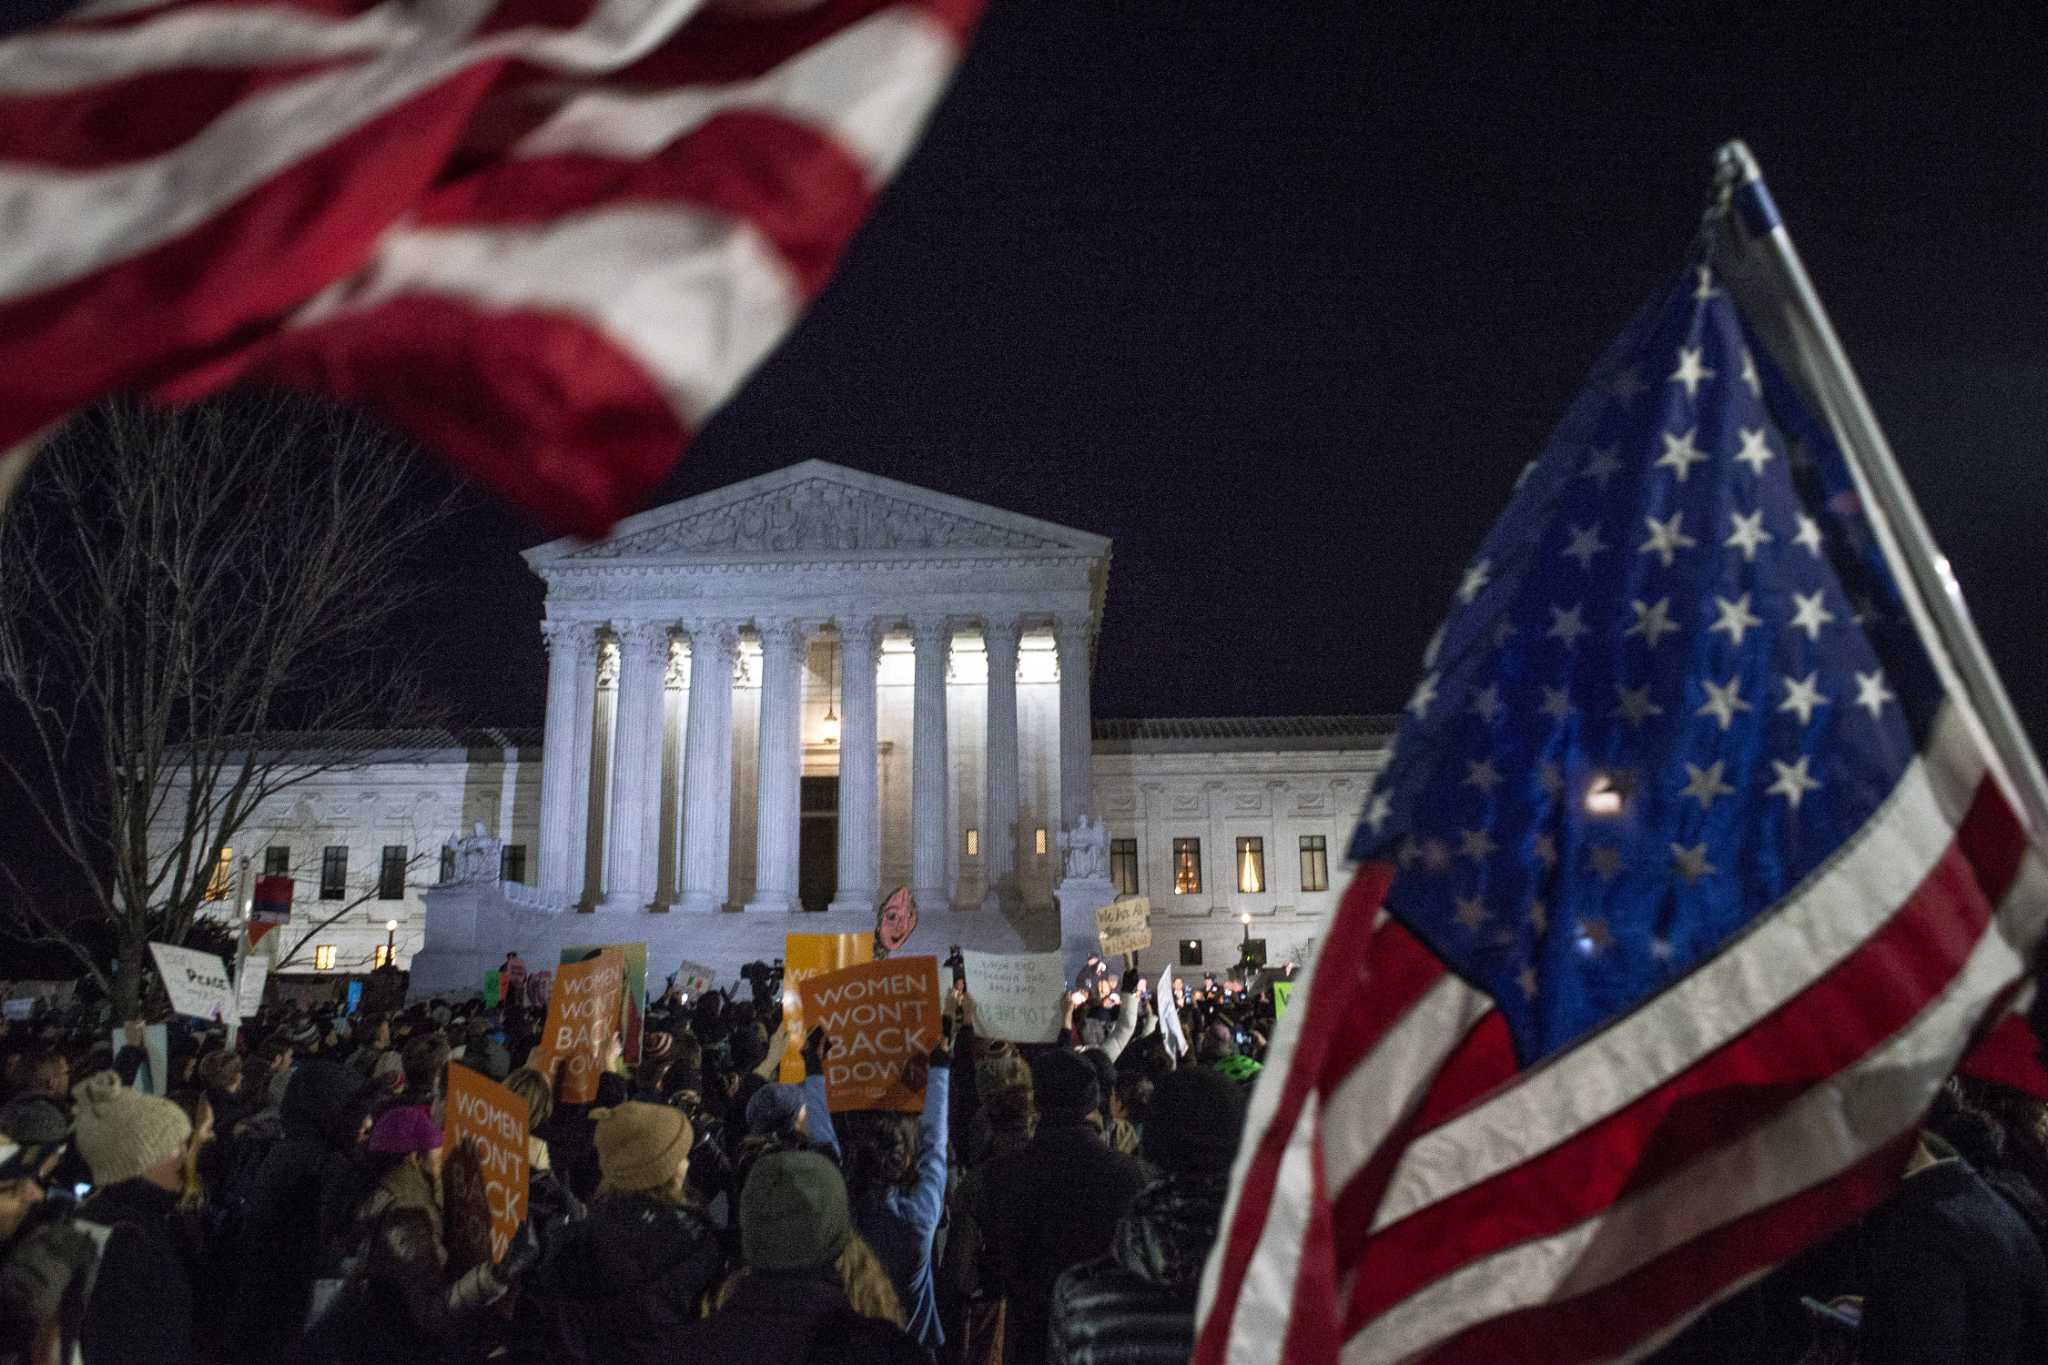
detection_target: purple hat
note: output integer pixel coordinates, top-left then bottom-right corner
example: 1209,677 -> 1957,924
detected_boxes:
367,1104 -> 443,1155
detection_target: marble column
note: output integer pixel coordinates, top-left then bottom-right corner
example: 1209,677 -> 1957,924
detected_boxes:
602,621 -> 667,910
981,618 -> 1022,914
677,620 -> 738,914
747,619 -> 809,913
566,628 -> 601,906
536,620 -> 589,899
909,616 -> 952,914
1055,616 -> 1096,834
635,626 -> 675,910
828,620 -> 882,915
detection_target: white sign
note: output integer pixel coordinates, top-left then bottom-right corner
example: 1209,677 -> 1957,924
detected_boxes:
236,957 -> 270,1019
960,949 -> 1068,1044
674,959 -> 717,998
1096,896 -> 1153,956
149,942 -> 236,1023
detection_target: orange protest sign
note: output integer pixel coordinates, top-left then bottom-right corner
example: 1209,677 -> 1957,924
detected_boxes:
535,947 -> 625,1103
780,932 -> 872,1083
442,1063 -> 529,1265
799,955 -> 940,1114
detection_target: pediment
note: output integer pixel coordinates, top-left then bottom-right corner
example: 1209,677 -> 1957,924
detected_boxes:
527,461 -> 1106,567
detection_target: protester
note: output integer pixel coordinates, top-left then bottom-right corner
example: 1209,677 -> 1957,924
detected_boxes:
70,1070 -> 196,1365
0,1096 -> 90,1364
843,1027 -> 953,1351
672,1149 -> 924,1362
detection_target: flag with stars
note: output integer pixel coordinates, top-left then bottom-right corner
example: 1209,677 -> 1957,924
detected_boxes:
1195,178 -> 2048,1363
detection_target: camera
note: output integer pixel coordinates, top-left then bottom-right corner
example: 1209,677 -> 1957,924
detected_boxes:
739,958 -> 784,1006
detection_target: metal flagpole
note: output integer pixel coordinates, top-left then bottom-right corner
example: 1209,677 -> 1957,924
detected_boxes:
1710,138 -> 2048,848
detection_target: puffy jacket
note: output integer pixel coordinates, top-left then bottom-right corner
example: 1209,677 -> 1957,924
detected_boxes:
536,1190 -> 724,1364
667,1269 -> 925,1365
1047,1174 -> 1228,1365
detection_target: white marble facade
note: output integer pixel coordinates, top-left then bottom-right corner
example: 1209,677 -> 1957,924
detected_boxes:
189,463 -> 1388,985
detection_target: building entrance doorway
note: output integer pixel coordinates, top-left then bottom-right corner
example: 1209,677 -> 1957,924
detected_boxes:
798,775 -> 838,911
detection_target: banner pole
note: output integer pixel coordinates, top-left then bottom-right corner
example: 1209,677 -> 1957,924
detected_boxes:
1712,138 -> 2048,849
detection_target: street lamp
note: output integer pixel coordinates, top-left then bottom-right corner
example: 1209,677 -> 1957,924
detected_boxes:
384,919 -> 398,966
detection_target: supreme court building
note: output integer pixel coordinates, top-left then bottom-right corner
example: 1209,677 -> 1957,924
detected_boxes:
185,461 -> 1388,991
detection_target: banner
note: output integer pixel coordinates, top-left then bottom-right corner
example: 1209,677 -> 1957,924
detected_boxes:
535,948 -> 625,1103
251,875 -> 293,926
149,942 -> 235,1022
1096,896 -> 1153,957
673,959 -> 717,998
442,1063 -> 529,1266
781,932 -> 873,1083
800,956 -> 940,1113
960,949 -> 1067,1044
562,944 -> 647,1064
235,957 -> 270,1020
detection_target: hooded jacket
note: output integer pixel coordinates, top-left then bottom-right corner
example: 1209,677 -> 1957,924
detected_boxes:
536,1190 -> 724,1365
1047,1174 -> 1229,1365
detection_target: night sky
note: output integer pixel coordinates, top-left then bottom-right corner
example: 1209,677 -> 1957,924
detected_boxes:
416,3 -> 2048,744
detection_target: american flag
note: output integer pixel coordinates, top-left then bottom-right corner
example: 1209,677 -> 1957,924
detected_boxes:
1194,215 -> 2048,1358
0,0 -> 980,534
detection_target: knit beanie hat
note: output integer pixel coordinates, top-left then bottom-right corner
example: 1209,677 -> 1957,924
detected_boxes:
1030,1049 -> 1100,1123
367,1104 -> 444,1155
70,1071 -> 191,1187
741,1150 -> 851,1272
592,1101 -> 693,1192
1143,1067 -> 1247,1176
745,1082 -> 807,1136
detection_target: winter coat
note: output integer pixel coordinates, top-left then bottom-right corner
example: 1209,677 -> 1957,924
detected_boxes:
536,1189 -> 724,1365
1047,1173 -> 1228,1365
224,1058 -> 372,1364
76,1178 -> 195,1365
977,1119 -> 1151,1365
667,1268 -> 926,1365
0,1198 -> 96,1365
855,1064 -> 950,1351
1855,1154 -> 2048,1365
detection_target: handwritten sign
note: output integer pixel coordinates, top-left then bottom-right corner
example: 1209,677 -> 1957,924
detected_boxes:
235,957 -> 270,1020
443,1064 -> 529,1266
960,949 -> 1067,1043
781,933 -> 873,1083
149,942 -> 236,1022
800,956 -> 939,1113
1095,896 -> 1153,957
535,949 -> 624,1103
674,959 -> 717,998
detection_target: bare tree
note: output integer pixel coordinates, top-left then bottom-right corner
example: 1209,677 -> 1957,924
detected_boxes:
0,395 -> 454,1018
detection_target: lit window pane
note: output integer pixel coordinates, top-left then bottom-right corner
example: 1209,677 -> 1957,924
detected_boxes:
1236,837 -> 1265,894
965,828 -> 979,857
1110,838 -> 1139,896
313,944 -> 336,971
1034,828 -> 1048,856
1173,838 -> 1202,895
1299,835 -> 1329,893
205,849 -> 234,902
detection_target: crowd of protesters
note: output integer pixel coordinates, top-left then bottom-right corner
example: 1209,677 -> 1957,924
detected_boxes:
0,953 -> 1275,1365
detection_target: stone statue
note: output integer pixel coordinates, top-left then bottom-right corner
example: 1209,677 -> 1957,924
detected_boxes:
1058,815 -> 1109,883
441,822 -> 503,885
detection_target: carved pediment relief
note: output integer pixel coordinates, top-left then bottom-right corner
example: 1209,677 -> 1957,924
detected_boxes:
570,479 -> 1068,561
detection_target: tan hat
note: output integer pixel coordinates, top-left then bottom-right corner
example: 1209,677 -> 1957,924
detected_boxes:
592,1101 -> 692,1193
71,1071 -> 191,1188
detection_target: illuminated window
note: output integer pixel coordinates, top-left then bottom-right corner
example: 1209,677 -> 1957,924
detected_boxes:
264,846 -> 290,876
1110,839 -> 1139,896
1236,837 -> 1266,894
1300,835 -> 1329,892
964,828 -> 979,857
372,944 -> 394,969
1173,838 -> 1203,895
1034,827 -> 1048,856
378,846 -> 407,901
320,846 -> 348,900
203,848 -> 234,903
312,945 -> 336,971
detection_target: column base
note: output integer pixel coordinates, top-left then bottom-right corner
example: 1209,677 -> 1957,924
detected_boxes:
597,890 -> 652,913
743,895 -> 800,914
827,893 -> 880,917
673,891 -> 724,915
914,884 -> 954,916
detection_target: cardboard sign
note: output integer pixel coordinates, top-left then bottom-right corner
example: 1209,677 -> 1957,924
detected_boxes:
1273,980 -> 1295,1018
149,942 -> 236,1023
562,943 -> 647,1063
960,949 -> 1067,1043
535,948 -> 625,1103
780,932 -> 873,1083
443,1063 -> 530,1266
800,956 -> 940,1113
1095,896 -> 1153,957
674,960 -> 717,998
235,957 -> 270,1019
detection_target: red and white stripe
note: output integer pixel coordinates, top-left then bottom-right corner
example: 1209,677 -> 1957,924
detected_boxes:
0,0 -> 981,533
1195,700 -> 2048,1365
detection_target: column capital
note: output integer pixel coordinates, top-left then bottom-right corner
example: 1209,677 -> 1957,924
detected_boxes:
613,620 -> 671,657
907,615 -> 954,651
981,616 -> 1024,664
1052,614 -> 1093,646
681,618 -> 742,654
753,617 -> 817,662
835,615 -> 886,657
540,619 -> 599,659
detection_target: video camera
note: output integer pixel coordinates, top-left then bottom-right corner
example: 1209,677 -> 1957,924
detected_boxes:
739,958 -> 784,1008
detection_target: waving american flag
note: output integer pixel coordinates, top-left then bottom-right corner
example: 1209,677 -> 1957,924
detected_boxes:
0,0 -> 980,534
1195,155 -> 2048,1364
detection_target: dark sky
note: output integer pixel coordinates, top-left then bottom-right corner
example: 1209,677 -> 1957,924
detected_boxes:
418,2 -> 2048,743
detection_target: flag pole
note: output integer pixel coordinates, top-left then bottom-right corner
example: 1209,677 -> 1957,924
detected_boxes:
1711,138 -> 2048,847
